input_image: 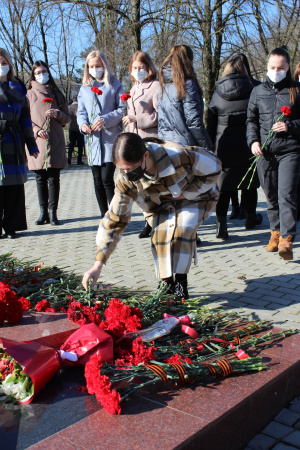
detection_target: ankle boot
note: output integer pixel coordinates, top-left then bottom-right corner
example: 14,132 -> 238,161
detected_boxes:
216,216 -> 229,240
278,235 -> 293,260
229,205 -> 240,220
174,280 -> 189,300
245,213 -> 263,230
35,206 -> 50,225
49,209 -> 59,225
265,230 -> 280,252
139,220 -> 152,238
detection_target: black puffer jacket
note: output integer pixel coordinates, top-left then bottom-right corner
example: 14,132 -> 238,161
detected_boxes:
207,73 -> 253,168
158,64 -> 212,150
247,77 -> 300,154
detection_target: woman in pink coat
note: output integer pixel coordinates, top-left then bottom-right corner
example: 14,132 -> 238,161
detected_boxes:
123,51 -> 160,237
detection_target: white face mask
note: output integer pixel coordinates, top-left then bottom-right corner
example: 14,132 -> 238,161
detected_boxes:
35,73 -> 49,85
131,70 -> 148,82
89,67 -> 104,79
0,64 -> 10,77
267,69 -> 286,84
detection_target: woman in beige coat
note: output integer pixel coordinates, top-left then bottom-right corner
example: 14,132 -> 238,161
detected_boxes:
123,51 -> 160,237
26,61 -> 70,225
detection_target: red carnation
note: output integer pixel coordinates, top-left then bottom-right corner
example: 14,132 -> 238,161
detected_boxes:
280,106 -> 292,116
120,94 -> 131,102
0,281 -> 23,325
19,297 -> 32,311
36,299 -> 51,312
91,87 -> 102,95
42,97 -> 54,104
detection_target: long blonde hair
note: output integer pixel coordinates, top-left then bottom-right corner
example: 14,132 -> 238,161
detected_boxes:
0,48 -> 15,82
82,50 -> 113,87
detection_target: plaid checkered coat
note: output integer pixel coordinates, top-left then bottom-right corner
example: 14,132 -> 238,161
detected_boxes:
96,140 -> 221,278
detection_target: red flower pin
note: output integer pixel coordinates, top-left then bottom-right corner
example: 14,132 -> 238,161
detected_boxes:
120,94 -> 131,102
280,106 -> 292,116
42,97 -> 54,104
91,87 -> 103,95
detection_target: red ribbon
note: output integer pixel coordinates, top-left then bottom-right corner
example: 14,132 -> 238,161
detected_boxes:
163,313 -> 199,339
196,338 -> 250,360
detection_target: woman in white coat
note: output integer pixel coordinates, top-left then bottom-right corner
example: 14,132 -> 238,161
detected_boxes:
77,50 -> 124,217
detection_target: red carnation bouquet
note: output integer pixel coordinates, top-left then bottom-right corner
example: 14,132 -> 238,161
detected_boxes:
239,105 -> 292,189
42,97 -> 54,170
0,338 -> 60,404
87,86 -> 103,165
0,281 -> 23,325
120,93 -> 131,133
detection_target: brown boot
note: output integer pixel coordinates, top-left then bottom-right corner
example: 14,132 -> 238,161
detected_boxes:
265,230 -> 280,252
278,235 -> 293,260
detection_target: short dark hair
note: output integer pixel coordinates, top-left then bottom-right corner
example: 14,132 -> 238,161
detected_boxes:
113,133 -> 147,164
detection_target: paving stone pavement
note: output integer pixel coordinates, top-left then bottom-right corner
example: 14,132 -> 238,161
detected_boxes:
1,162 -> 300,449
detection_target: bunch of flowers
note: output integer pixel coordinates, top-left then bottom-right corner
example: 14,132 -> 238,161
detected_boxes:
42,97 -> 54,170
0,281 -> 23,325
87,86 -> 103,165
100,298 -> 143,340
120,93 -> 131,132
85,354 -> 267,415
238,105 -> 292,189
0,350 -> 34,403
67,299 -> 102,326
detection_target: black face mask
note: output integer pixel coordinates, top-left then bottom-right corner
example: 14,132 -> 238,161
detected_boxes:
123,161 -> 145,182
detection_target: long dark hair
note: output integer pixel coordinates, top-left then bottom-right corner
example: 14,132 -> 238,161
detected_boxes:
235,53 -> 257,85
268,47 -> 299,105
113,133 -> 147,164
159,45 -> 203,99
28,61 -> 66,107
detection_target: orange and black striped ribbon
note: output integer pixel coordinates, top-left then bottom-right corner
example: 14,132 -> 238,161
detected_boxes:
145,363 -> 168,382
230,331 -> 241,346
201,362 -> 219,377
169,363 -> 191,384
240,327 -> 252,335
217,359 -> 234,376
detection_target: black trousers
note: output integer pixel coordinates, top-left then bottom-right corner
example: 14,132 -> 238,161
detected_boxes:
34,168 -> 60,210
217,189 -> 257,217
68,130 -> 84,164
0,184 -> 27,234
257,151 -> 300,240
91,163 -> 115,217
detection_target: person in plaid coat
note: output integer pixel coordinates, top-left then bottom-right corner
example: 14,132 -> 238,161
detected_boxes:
0,48 -> 39,239
82,133 -> 221,298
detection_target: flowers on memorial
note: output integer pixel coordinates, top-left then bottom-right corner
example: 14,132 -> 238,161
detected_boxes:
42,97 -> 54,170
85,355 -> 267,415
238,105 -> 293,189
0,350 -> 34,403
120,93 -> 131,132
0,281 -> 23,325
87,86 -> 103,165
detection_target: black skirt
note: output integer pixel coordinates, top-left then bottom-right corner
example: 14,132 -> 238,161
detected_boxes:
0,184 -> 27,233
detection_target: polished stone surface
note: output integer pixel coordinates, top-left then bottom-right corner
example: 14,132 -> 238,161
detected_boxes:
0,328 -> 298,450
0,312 -> 79,349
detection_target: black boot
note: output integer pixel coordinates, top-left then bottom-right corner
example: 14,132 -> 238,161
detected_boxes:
35,206 -> 50,225
245,213 -> 263,230
216,216 -> 229,240
139,220 -> 152,238
229,205 -> 240,220
174,280 -> 189,300
49,209 -> 59,225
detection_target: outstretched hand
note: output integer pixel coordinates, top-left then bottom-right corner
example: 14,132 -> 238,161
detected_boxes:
82,261 -> 103,291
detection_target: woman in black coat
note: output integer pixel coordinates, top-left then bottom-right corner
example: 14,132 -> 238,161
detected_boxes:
207,56 -> 261,239
247,47 -> 300,260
